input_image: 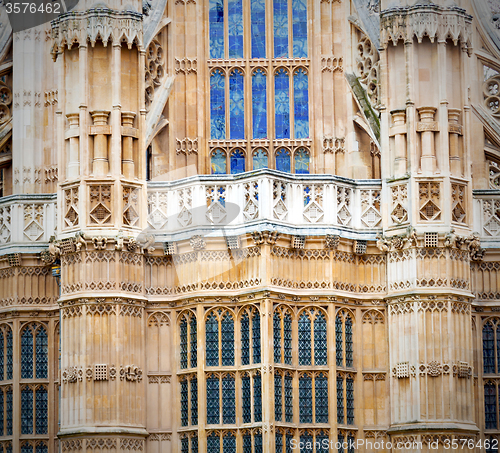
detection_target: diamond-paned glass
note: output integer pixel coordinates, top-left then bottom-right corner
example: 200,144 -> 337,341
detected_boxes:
191,378 -> 198,425
190,317 -> 197,368
485,383 -> 497,429
241,313 -> 250,366
315,375 -> 329,423
21,329 -> 33,379
273,0 -> 288,57
243,434 -> 252,453
276,433 -> 283,453
255,433 -> 263,453
254,375 -> 262,422
285,374 -> 293,422
222,376 -> 236,424
252,312 -> 261,364
210,70 -> 226,140
273,312 -> 281,363
6,330 -> 12,380
0,389 -> 3,436
496,325 -> 500,374
206,313 -> 219,367
299,376 -> 313,423
293,70 -> 309,139
207,434 -> 220,453
0,333 -> 4,381
228,0 -> 243,58
209,0 -> 224,59
253,149 -> 268,170
6,443 -> 12,453
316,434 -> 330,452
21,388 -> 33,434
294,148 -> 310,173
298,312 -> 311,366
300,435 -> 313,453
345,317 -> 353,367
229,70 -> 245,140
314,313 -> 327,366
251,0 -> 266,58
274,374 -> 282,421
223,435 -> 237,453
338,435 -> 345,453
192,436 -> 199,453
337,378 -> 344,424
181,380 -> 189,426
206,377 -> 220,424
6,388 -> 11,435
275,69 -> 290,139
180,319 -> 188,369
348,435 -> 355,453
283,313 -> 292,365
35,328 -> 48,379
181,437 -> 189,453
242,375 -> 251,423
36,445 -> 48,453
21,446 -> 31,453
336,316 -> 343,367
286,434 -> 293,453
292,0 -> 307,57
221,314 -> 234,366
346,378 -> 354,425
35,387 -> 48,434
252,69 -> 267,139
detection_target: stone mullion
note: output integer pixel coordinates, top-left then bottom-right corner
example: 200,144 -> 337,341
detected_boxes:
261,297 -> 272,451
328,303 -> 336,441
196,303 -> 207,452
12,319 -> 19,453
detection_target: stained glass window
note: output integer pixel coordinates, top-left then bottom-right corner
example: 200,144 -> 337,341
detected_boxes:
21,387 -> 33,434
252,69 -> 267,139
275,374 -> 282,421
275,69 -> 290,139
299,376 -> 312,423
181,380 -> 189,426
6,388 -> 11,435
192,436 -> 199,453
206,313 -> 219,367
337,378 -> 344,424
314,313 -> 327,366
211,149 -> 227,175
242,375 -> 251,423
254,374 -> 262,422
243,434 -> 252,453
209,0 -> 224,59
292,0 -> 307,57
485,383 -> 497,429
293,69 -> 309,139
6,330 -> 12,380
207,433 -> 220,452
315,375 -> 329,423
273,312 -> 281,363
223,435 -> 237,453
229,70 -> 245,140
273,0 -> 288,57
228,0 -> 243,58
230,149 -> 245,174
253,149 -> 268,170
252,311 -> 261,364
276,148 -> 291,173
346,378 -> 354,425
210,70 -> 226,140
191,377 -> 198,425
241,313 -> 250,366
300,434 -> 313,453
345,317 -> 353,367
190,317 -> 198,368
222,375 -> 235,424
35,387 -> 48,434
284,313 -> 292,365
336,315 -> 343,367
35,328 -> 48,379
298,312 -> 311,366
295,148 -> 310,174
21,328 -> 33,379
181,437 -> 189,453
255,433 -> 263,453
180,319 -> 188,369
285,374 -> 293,422
221,313 -> 234,366
206,377 -> 220,424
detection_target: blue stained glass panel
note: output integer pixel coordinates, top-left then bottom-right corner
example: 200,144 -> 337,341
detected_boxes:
345,317 -> 353,367
191,378 -> 198,425
6,388 -> 11,435
254,375 -> 262,422
181,380 -> 189,426
6,330 -> 12,380
223,435 -> 237,453
229,70 -> 245,140
484,325 -> 494,373
210,70 -> 226,140
275,69 -> 290,139
181,437 -> 189,453
293,69 -> 309,139
298,312 -> 311,366
283,313 -> 292,364
252,312 -> 261,364
252,69 -> 267,139
228,0 -> 243,58
206,377 -> 220,424
295,148 -> 310,174
222,376 -> 235,424
253,149 -> 268,170
337,378 -> 344,424
274,374 -> 282,421
243,434 -> 252,453
314,313 -> 327,366
300,435 -> 313,453
346,378 -> 354,425
207,434 -> 220,453
192,436 -> 199,453
206,313 -> 219,366
211,149 -> 227,175
21,329 -> 33,379
241,313 -> 250,365
21,388 -> 33,434
180,319 -> 188,369
273,312 -> 281,363
285,374 -> 293,422
276,148 -> 291,173
255,433 -> 263,453
221,314 -> 234,366
251,0 -> 266,58
299,376 -> 313,423
209,0 -> 224,59
274,0 -> 288,57
336,316 -> 343,367
292,0 -> 307,57
242,375 -> 251,423
35,387 -> 48,434
315,375 -> 329,423
190,317 -> 197,368
230,150 -> 245,174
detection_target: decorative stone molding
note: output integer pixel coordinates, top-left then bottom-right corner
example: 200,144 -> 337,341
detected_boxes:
148,374 -> 171,384
149,433 -> 172,441
62,366 -> 83,384
120,364 -> 143,382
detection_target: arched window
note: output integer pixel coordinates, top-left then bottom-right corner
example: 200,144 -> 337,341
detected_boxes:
299,371 -> 328,424
229,69 -> 244,139
21,325 -> 48,380
292,0 -> 308,57
293,69 -> 309,139
295,148 -> 310,174
485,382 -> 498,429
181,438 -> 189,453
298,312 -> 312,366
228,0 -> 243,58
209,0 -> 224,59
273,0 -> 288,57
275,69 -> 290,139
223,434 -> 236,453
211,149 -> 227,175
336,312 -> 353,368
207,432 -> 220,451
483,320 -> 500,373
206,310 -> 235,367
240,308 -> 261,365
206,375 -> 220,424
314,313 -> 327,365
251,0 -> 266,58
252,69 -> 267,139
274,307 -> 292,364
210,70 -> 226,140
253,149 -> 268,170
21,329 -> 33,379
179,312 -> 197,369
275,148 -> 291,173
0,326 -> 12,381
21,443 -> 48,453
230,149 -> 245,174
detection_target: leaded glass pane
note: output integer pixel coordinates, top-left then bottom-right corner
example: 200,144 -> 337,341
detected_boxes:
241,313 -> 250,365
273,312 -> 281,363
283,313 -> 292,365
315,375 -> 329,423
274,374 -> 282,421
35,387 -> 48,434
299,376 -> 313,423
35,328 -> 48,379
486,437 -> 498,453
190,317 -> 197,368
252,69 -> 267,139
285,374 -> 293,422
210,70 -> 226,141
347,436 -> 355,453
6,330 -> 12,380
251,0 -> 266,58
273,0 -> 288,58
292,0 -> 307,57
180,319 -> 188,369
316,434 -> 330,452
300,435 -> 313,453
0,333 -> 4,381
230,149 -> 245,174
228,0 -> 243,58
21,446 -> 32,453
253,148 -> 268,170
242,375 -> 251,423
336,316 -> 343,367
294,148 -> 310,174
496,325 -> 500,374
21,328 -> 33,379
207,434 -> 220,453
191,378 -> 198,425
0,389 -> 4,436
209,0 -> 224,59
6,388 -> 11,435
252,312 -> 261,364
338,435 -> 345,453
286,434 -> 293,453
6,443 -> 12,453
485,383 -> 498,429
275,433 -> 283,453
243,434 -> 252,453
275,69 -> 290,139
346,378 -> 354,425
206,313 -> 219,367
206,377 -> 220,424
192,436 -> 199,453
21,388 -> 33,434
222,376 -> 235,424
36,444 -> 48,453
298,313 -> 311,366
223,435 -> 236,453
293,71 -> 309,139
229,70 -> 245,140
337,378 -> 344,424
345,317 -> 353,367
221,314 -> 234,366
314,313 -> 327,366
255,433 -> 263,453
181,380 -> 189,426
254,375 -> 262,422
181,437 -> 189,453
211,149 -> 227,175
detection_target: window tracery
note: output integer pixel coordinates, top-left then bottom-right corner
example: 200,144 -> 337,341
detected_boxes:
336,310 -> 353,368
206,372 -> 236,425
206,309 -> 235,367
274,306 -> 293,365
483,319 -> 500,374
179,312 -> 197,369
240,307 -> 261,365
20,324 -> 48,380
20,385 -> 48,435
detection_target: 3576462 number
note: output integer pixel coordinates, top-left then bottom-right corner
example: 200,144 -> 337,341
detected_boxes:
4,2 -> 61,13
443,438 -> 499,450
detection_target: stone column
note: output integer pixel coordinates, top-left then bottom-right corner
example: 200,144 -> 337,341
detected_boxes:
448,109 -> 463,176
390,110 -> 407,176
417,106 -> 438,173
122,112 -> 136,179
90,110 -> 110,175
66,113 -> 80,179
